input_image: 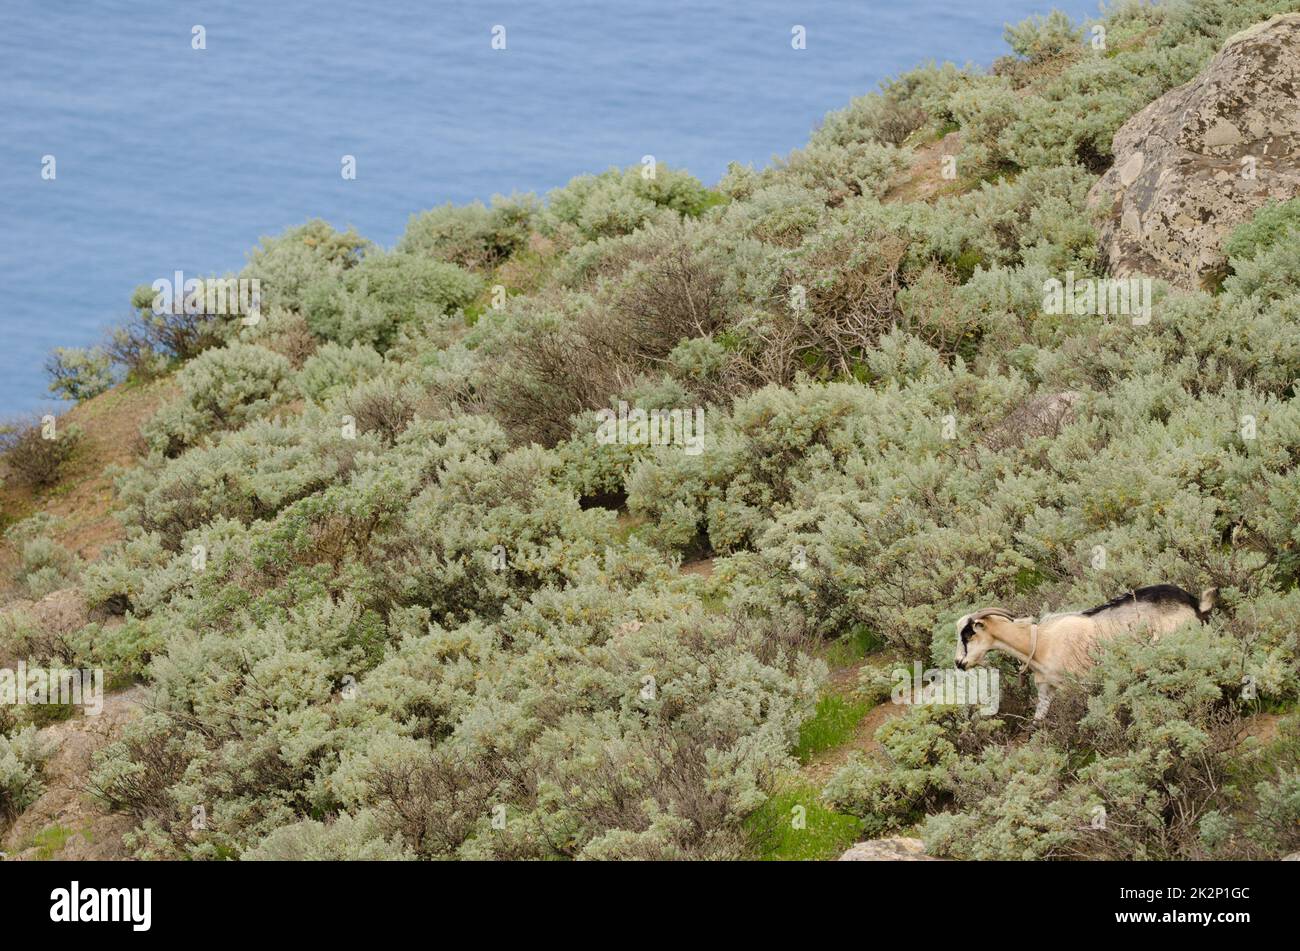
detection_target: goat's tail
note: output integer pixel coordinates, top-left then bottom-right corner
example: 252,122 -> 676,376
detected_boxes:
1197,587 -> 1218,621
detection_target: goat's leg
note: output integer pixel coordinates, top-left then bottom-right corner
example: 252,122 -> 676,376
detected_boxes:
1033,682 -> 1053,721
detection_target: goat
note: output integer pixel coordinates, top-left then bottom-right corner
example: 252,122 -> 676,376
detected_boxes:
953,584 -> 1218,720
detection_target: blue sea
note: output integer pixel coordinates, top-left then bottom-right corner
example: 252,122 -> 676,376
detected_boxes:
1,0 -> 1100,415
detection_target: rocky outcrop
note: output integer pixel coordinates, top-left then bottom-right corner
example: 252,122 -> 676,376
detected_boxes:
1088,14 -> 1300,289
839,837 -> 940,861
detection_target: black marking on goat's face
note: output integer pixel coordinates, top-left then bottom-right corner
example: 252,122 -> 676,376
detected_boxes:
955,614 -> 998,670
955,617 -> 975,669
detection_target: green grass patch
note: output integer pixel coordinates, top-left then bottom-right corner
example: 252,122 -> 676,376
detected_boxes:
27,824 -> 76,860
796,693 -> 871,763
746,785 -> 864,861
25,702 -> 76,728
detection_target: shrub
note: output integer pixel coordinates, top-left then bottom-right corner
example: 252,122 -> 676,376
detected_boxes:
333,378 -> 418,444
920,741 -> 1078,860
302,252 -> 482,350
398,195 -> 538,270
243,812 -> 414,860
0,726 -> 57,820
784,222 -> 910,374
822,706 -> 1006,835
1003,10 -> 1083,63
949,81 -> 1020,173
1225,198 -> 1300,266
1210,719 -> 1300,858
603,222 -> 734,355
4,515 -> 81,599
239,219 -> 371,317
712,181 -> 825,247
883,62 -> 973,126
541,164 -> 717,245
297,342 -> 384,403
0,605 -> 77,668
141,343 -> 294,455
45,347 -> 116,402
0,417 -> 82,489
86,572 -> 821,858
117,411 -> 372,550
254,310 -> 319,368
761,142 -> 910,205
104,283 -> 231,381
812,90 -> 930,148
475,298 -> 623,445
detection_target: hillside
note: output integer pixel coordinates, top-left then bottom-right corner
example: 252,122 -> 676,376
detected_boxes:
2,0 -> 1299,862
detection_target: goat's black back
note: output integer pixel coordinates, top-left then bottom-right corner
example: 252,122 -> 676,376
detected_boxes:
1080,584 -> 1203,619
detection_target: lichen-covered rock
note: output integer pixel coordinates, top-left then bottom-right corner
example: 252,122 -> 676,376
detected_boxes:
839,837 -> 939,861
1088,14 -> 1300,290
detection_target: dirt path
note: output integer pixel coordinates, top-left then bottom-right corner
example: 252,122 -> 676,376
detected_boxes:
800,690 -> 905,788
797,652 -> 911,788
679,556 -> 714,580
1239,711 -> 1284,746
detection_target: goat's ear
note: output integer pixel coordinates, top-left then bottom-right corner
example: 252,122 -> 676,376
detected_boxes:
971,618 -> 986,632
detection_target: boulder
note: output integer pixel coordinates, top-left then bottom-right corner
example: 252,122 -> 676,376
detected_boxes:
839,837 -> 940,861
1088,14 -> 1300,289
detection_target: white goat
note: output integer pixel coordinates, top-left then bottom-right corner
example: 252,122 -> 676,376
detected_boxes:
954,584 -> 1218,719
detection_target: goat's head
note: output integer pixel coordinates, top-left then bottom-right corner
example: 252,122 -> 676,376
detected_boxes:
954,608 -> 1016,670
